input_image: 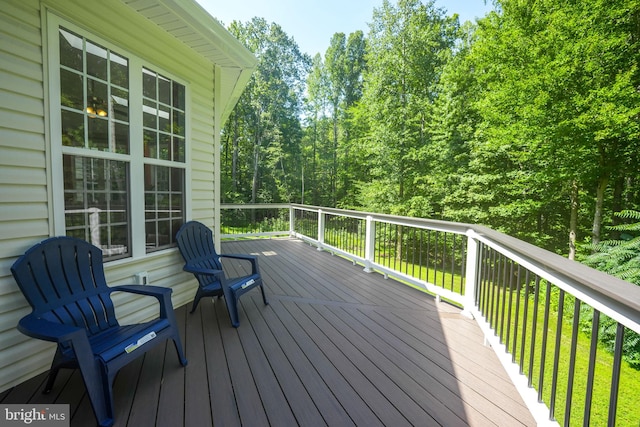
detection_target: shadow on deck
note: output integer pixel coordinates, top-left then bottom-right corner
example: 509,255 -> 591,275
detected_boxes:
0,238 -> 535,426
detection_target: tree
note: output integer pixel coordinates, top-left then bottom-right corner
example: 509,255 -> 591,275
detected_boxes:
302,53 -> 329,204
453,0 -> 640,254
355,0 -> 458,216
223,18 -> 311,204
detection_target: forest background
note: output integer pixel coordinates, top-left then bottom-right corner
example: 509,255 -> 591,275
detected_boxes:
221,0 -> 640,263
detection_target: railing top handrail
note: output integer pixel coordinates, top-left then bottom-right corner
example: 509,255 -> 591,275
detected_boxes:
221,203 -> 291,209
290,204 -> 471,234
470,224 -> 640,322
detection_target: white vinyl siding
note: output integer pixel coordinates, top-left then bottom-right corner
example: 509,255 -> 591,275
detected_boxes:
0,0 -> 223,392
0,0 -> 51,392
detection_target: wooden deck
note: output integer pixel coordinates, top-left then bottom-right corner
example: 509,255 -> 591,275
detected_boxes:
1,238 -> 536,426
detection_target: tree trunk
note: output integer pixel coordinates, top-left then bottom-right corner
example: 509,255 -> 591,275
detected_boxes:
610,175 -> 625,240
232,115 -> 239,193
252,141 -> 259,204
592,175 -> 609,248
568,179 -> 578,260
332,111 -> 338,206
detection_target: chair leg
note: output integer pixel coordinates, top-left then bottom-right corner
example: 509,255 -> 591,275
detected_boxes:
189,290 -> 204,313
44,348 -> 70,393
222,285 -> 240,327
74,339 -> 114,427
44,368 -> 59,394
260,283 -> 269,305
172,338 -> 188,366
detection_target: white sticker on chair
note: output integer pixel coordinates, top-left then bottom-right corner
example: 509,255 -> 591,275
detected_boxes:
241,279 -> 255,289
125,331 -> 157,353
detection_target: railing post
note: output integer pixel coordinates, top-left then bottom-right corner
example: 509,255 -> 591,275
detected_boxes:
317,209 -> 325,250
462,229 -> 479,318
289,205 -> 294,237
363,215 -> 375,273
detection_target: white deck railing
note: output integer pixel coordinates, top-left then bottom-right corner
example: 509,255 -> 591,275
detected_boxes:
221,203 -> 640,426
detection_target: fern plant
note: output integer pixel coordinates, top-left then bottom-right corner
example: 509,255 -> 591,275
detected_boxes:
585,210 -> 640,368
587,210 -> 640,285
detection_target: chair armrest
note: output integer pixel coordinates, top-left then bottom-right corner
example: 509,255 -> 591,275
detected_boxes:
183,264 -> 225,278
114,284 -> 172,297
18,314 -> 85,343
112,285 -> 174,318
219,254 -> 260,274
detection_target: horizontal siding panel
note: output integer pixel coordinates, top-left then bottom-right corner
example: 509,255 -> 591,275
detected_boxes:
0,128 -> 46,152
0,338 -> 53,372
2,0 -> 40,28
0,185 -> 47,204
0,89 -> 44,118
0,146 -> 45,168
0,165 -> 47,186
0,235 -> 48,263
0,70 -> 43,100
192,198 -> 215,213
1,344 -> 54,391
0,108 -> 45,135
0,282 -> 24,306
0,220 -> 49,241
0,314 -> 31,352
0,203 -> 48,222
0,31 -> 42,65
0,50 -> 43,82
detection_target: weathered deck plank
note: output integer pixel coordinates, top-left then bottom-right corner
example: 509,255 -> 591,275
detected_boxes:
1,238 -> 536,426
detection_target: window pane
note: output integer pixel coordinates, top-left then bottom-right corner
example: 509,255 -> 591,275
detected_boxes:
158,74 -> 171,105
110,52 -> 128,88
86,40 -> 107,80
144,130 -> 157,158
87,79 -> 108,117
159,104 -> 171,133
61,110 -> 84,147
171,167 -> 184,191
59,28 -> 83,71
173,81 -> 185,110
143,68 -> 156,99
173,137 -> 185,162
88,117 -> 108,151
173,110 -> 185,137
63,155 -> 130,260
159,133 -> 171,160
114,122 -> 129,154
143,99 -> 157,128
112,87 -> 129,121
60,69 -> 83,110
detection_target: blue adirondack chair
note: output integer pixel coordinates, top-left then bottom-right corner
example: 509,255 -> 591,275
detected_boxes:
10,236 -> 188,427
176,221 -> 268,327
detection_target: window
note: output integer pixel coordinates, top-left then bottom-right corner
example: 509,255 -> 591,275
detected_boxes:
53,21 -> 187,260
141,68 -> 186,252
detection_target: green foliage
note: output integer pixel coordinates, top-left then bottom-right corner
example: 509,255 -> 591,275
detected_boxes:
223,0 -> 640,257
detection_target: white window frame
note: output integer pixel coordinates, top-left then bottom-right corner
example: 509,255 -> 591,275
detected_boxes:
46,12 -> 190,261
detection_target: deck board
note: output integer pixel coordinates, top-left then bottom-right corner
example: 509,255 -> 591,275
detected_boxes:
1,237 -> 536,426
